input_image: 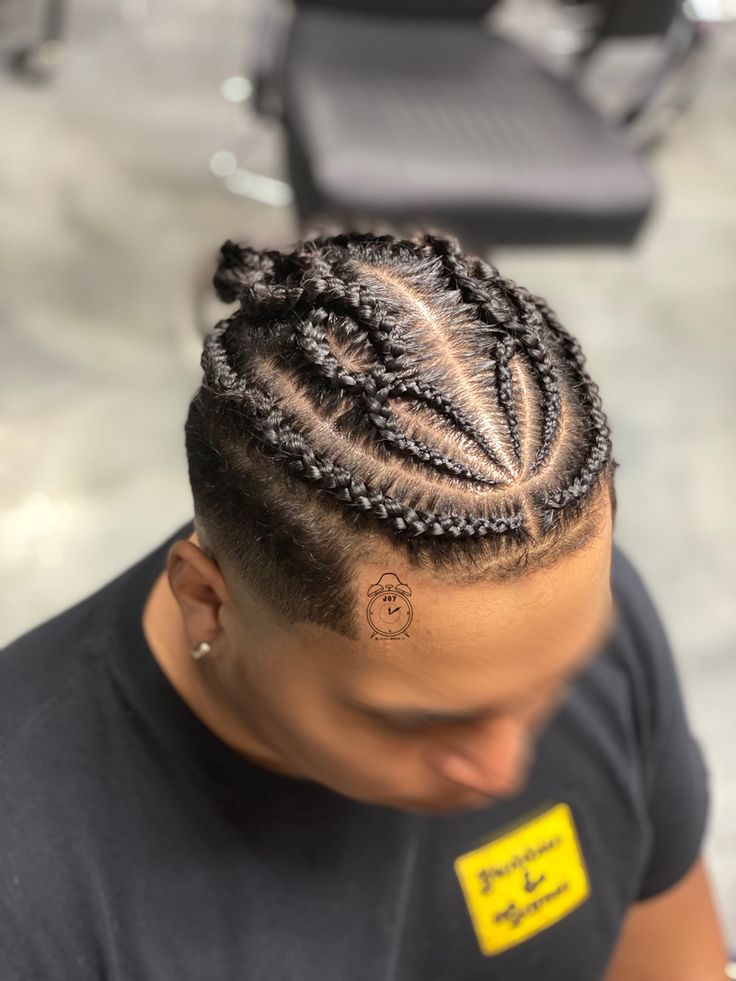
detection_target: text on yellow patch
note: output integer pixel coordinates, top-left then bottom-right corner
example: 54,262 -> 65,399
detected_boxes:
454,802 -> 590,956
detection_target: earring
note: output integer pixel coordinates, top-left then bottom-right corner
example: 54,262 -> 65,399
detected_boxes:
191,641 -> 212,660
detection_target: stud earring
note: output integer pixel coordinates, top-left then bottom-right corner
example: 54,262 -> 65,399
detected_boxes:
191,641 -> 212,660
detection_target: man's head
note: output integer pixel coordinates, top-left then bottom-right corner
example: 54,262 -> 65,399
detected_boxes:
175,231 -> 617,813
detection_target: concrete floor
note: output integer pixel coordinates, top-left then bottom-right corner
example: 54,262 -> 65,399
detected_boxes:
1,0 -> 735,949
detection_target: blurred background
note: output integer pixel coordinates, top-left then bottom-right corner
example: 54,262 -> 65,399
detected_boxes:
1,0 -> 735,950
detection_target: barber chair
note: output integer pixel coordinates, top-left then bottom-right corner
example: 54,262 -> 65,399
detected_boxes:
251,0 -> 708,249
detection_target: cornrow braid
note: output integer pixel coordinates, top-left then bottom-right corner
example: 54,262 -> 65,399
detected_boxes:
532,293 -> 614,527
492,334 -> 522,468
185,231 -> 615,636
420,234 -> 563,477
390,376 -> 514,479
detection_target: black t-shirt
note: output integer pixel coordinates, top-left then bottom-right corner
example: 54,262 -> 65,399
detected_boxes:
0,524 -> 709,981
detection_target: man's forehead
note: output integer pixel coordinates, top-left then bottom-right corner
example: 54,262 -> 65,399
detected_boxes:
354,543 -> 612,654
334,591 -> 615,720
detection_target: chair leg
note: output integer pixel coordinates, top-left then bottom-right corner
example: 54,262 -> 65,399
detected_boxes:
10,0 -> 65,81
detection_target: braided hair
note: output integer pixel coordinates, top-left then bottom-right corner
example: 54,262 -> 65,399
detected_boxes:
186,232 -> 616,638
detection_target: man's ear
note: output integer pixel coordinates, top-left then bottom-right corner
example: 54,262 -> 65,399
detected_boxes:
166,539 -> 230,650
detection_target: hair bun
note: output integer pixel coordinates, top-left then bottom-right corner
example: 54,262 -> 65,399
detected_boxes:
212,240 -> 278,304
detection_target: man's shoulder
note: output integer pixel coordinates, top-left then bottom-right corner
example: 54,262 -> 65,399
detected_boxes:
0,582 -> 116,758
0,598 -> 118,979
605,542 -> 695,793
0,522 -> 191,748
610,543 -> 655,613
609,543 -> 673,689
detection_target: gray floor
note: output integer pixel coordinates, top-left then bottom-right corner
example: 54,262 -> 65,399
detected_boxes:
1,0 -> 735,948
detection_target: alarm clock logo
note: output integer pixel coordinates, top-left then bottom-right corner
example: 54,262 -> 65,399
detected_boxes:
366,573 -> 413,639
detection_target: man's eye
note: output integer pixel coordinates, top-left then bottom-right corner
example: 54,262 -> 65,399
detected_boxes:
385,715 -> 425,733
384,714 -> 469,735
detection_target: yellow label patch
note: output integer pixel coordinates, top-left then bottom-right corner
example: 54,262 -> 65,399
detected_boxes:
454,803 -> 590,956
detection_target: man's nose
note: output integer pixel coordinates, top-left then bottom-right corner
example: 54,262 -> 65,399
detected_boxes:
426,716 -> 531,799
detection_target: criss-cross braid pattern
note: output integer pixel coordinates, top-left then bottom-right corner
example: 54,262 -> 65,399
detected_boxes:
198,233 -> 612,544
286,256 -> 515,484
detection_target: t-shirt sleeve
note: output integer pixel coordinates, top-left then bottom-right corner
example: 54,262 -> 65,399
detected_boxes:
613,549 -> 711,902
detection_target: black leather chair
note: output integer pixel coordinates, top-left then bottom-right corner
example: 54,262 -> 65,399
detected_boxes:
253,0 -> 698,249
